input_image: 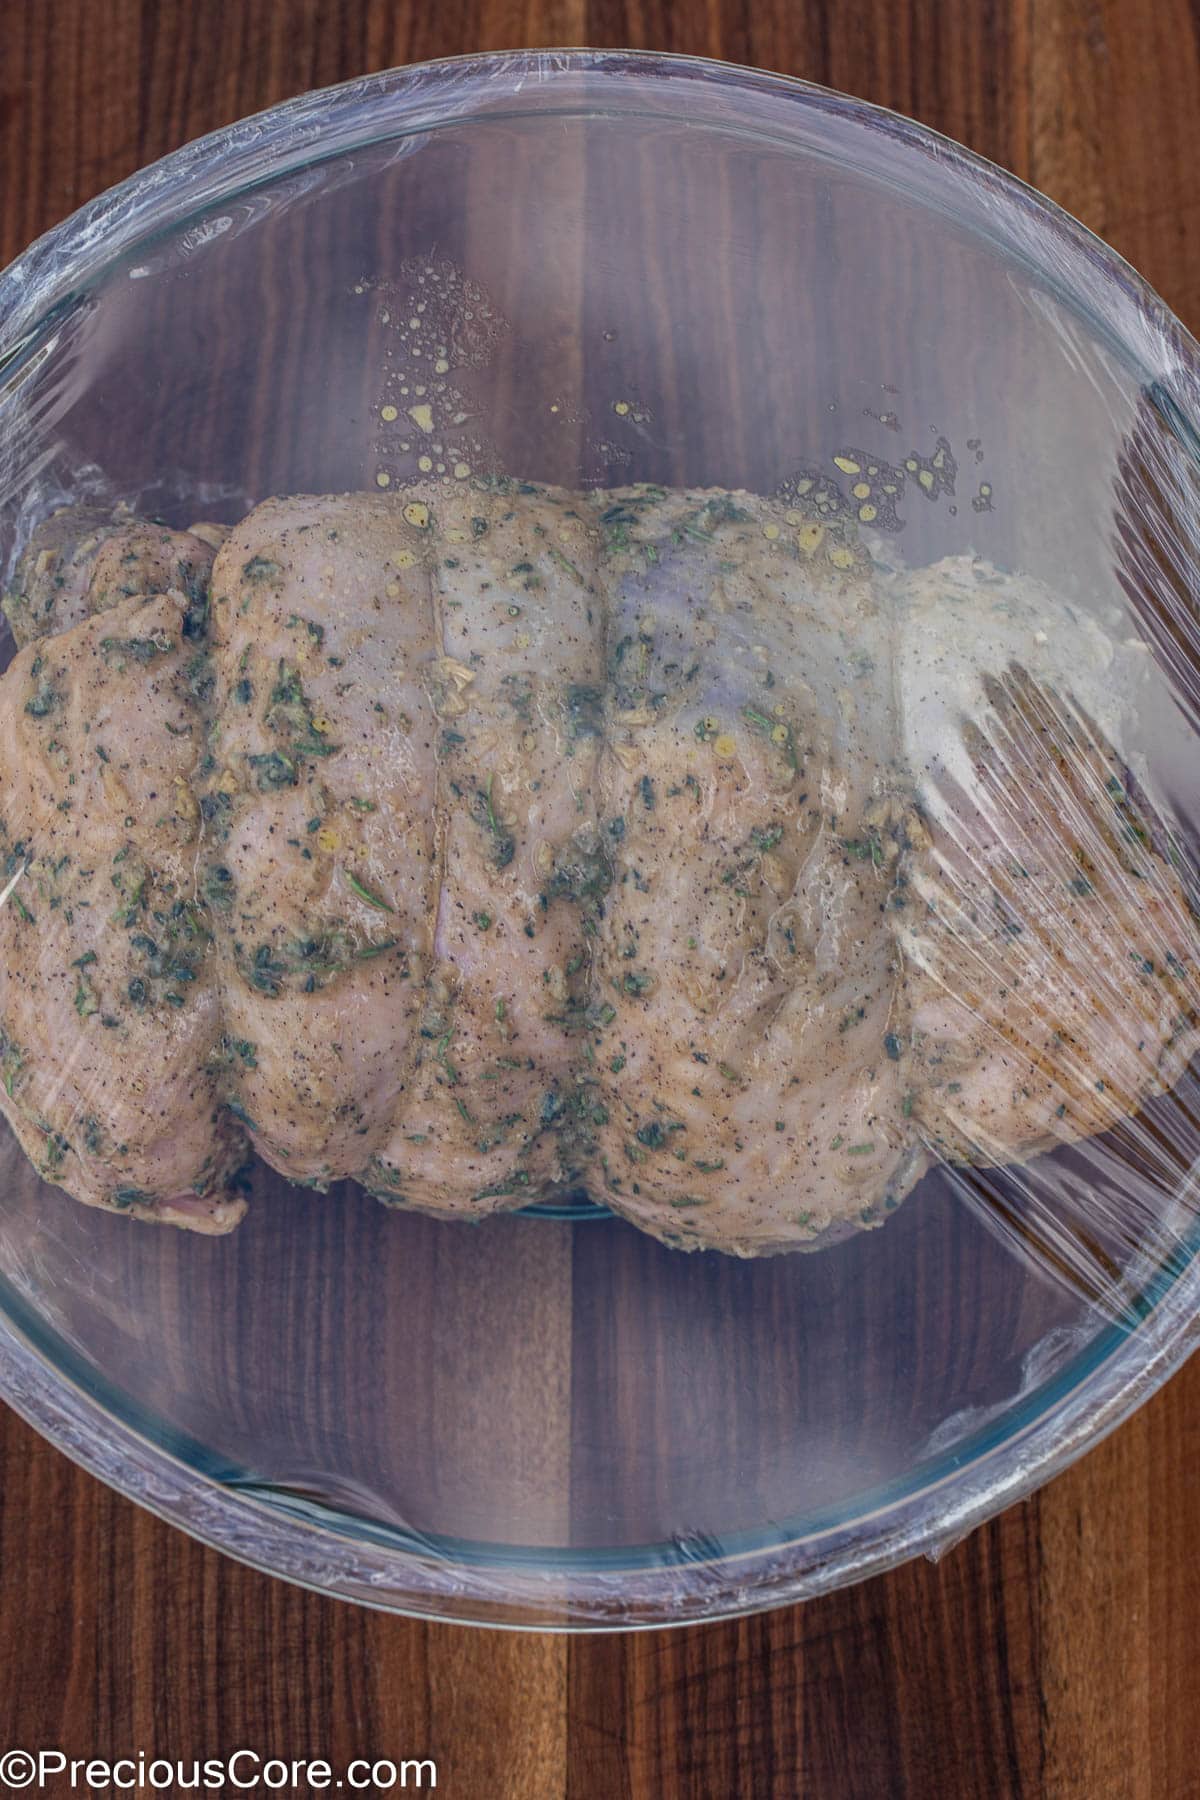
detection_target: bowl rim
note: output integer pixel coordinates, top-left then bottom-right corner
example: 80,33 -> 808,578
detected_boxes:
2,44 -> 1200,1630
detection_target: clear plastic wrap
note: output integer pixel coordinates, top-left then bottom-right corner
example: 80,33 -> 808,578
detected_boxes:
1,50 -> 1200,1627
4,468 -> 1199,1293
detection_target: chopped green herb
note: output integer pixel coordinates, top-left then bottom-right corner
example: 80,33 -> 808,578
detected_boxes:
474,775 -> 516,869
111,1186 -> 154,1210
741,705 -> 799,771
542,838 -> 613,910
356,938 -> 399,960
622,970 -> 655,996
185,652 -> 215,704
285,615 -> 325,647
565,684 -> 604,740
346,871 -> 394,913
226,1099 -> 257,1132
242,555 -> 281,582
248,944 -> 287,997
40,1129 -> 71,1176
202,865 -> 235,910
24,683 -> 58,718
248,750 -> 297,789
636,1121 -> 668,1149
100,633 -> 174,664
841,833 -> 883,867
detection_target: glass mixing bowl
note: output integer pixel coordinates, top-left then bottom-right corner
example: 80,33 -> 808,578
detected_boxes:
2,49 -> 1200,1629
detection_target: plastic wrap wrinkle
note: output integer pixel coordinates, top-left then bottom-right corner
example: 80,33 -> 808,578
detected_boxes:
0,475 -> 1198,1308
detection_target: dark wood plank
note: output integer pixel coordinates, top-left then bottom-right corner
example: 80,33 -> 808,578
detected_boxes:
0,5 -> 578,1795
3,5 -> 1200,1800
567,1508 -> 1045,1800
0,1402 -> 568,1795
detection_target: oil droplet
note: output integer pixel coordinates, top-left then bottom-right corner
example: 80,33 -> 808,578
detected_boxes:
403,503 -> 430,529
851,481 -> 871,500
833,455 -> 861,475
796,523 -> 825,554
762,523 -> 781,540
434,358 -> 450,374
385,581 -> 401,599
713,733 -> 737,758
408,403 -> 435,433
453,462 -> 471,479
418,455 -> 433,473
317,829 -> 339,852
858,504 -> 877,522
375,471 -> 391,489
380,404 -> 398,422
391,549 -> 416,568
829,545 -> 855,570
613,401 -> 631,416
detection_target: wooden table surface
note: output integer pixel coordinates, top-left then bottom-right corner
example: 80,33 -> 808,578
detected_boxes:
3,3 -> 1200,1796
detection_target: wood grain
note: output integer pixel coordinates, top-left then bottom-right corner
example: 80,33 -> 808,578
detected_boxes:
3,3 -> 1200,1797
